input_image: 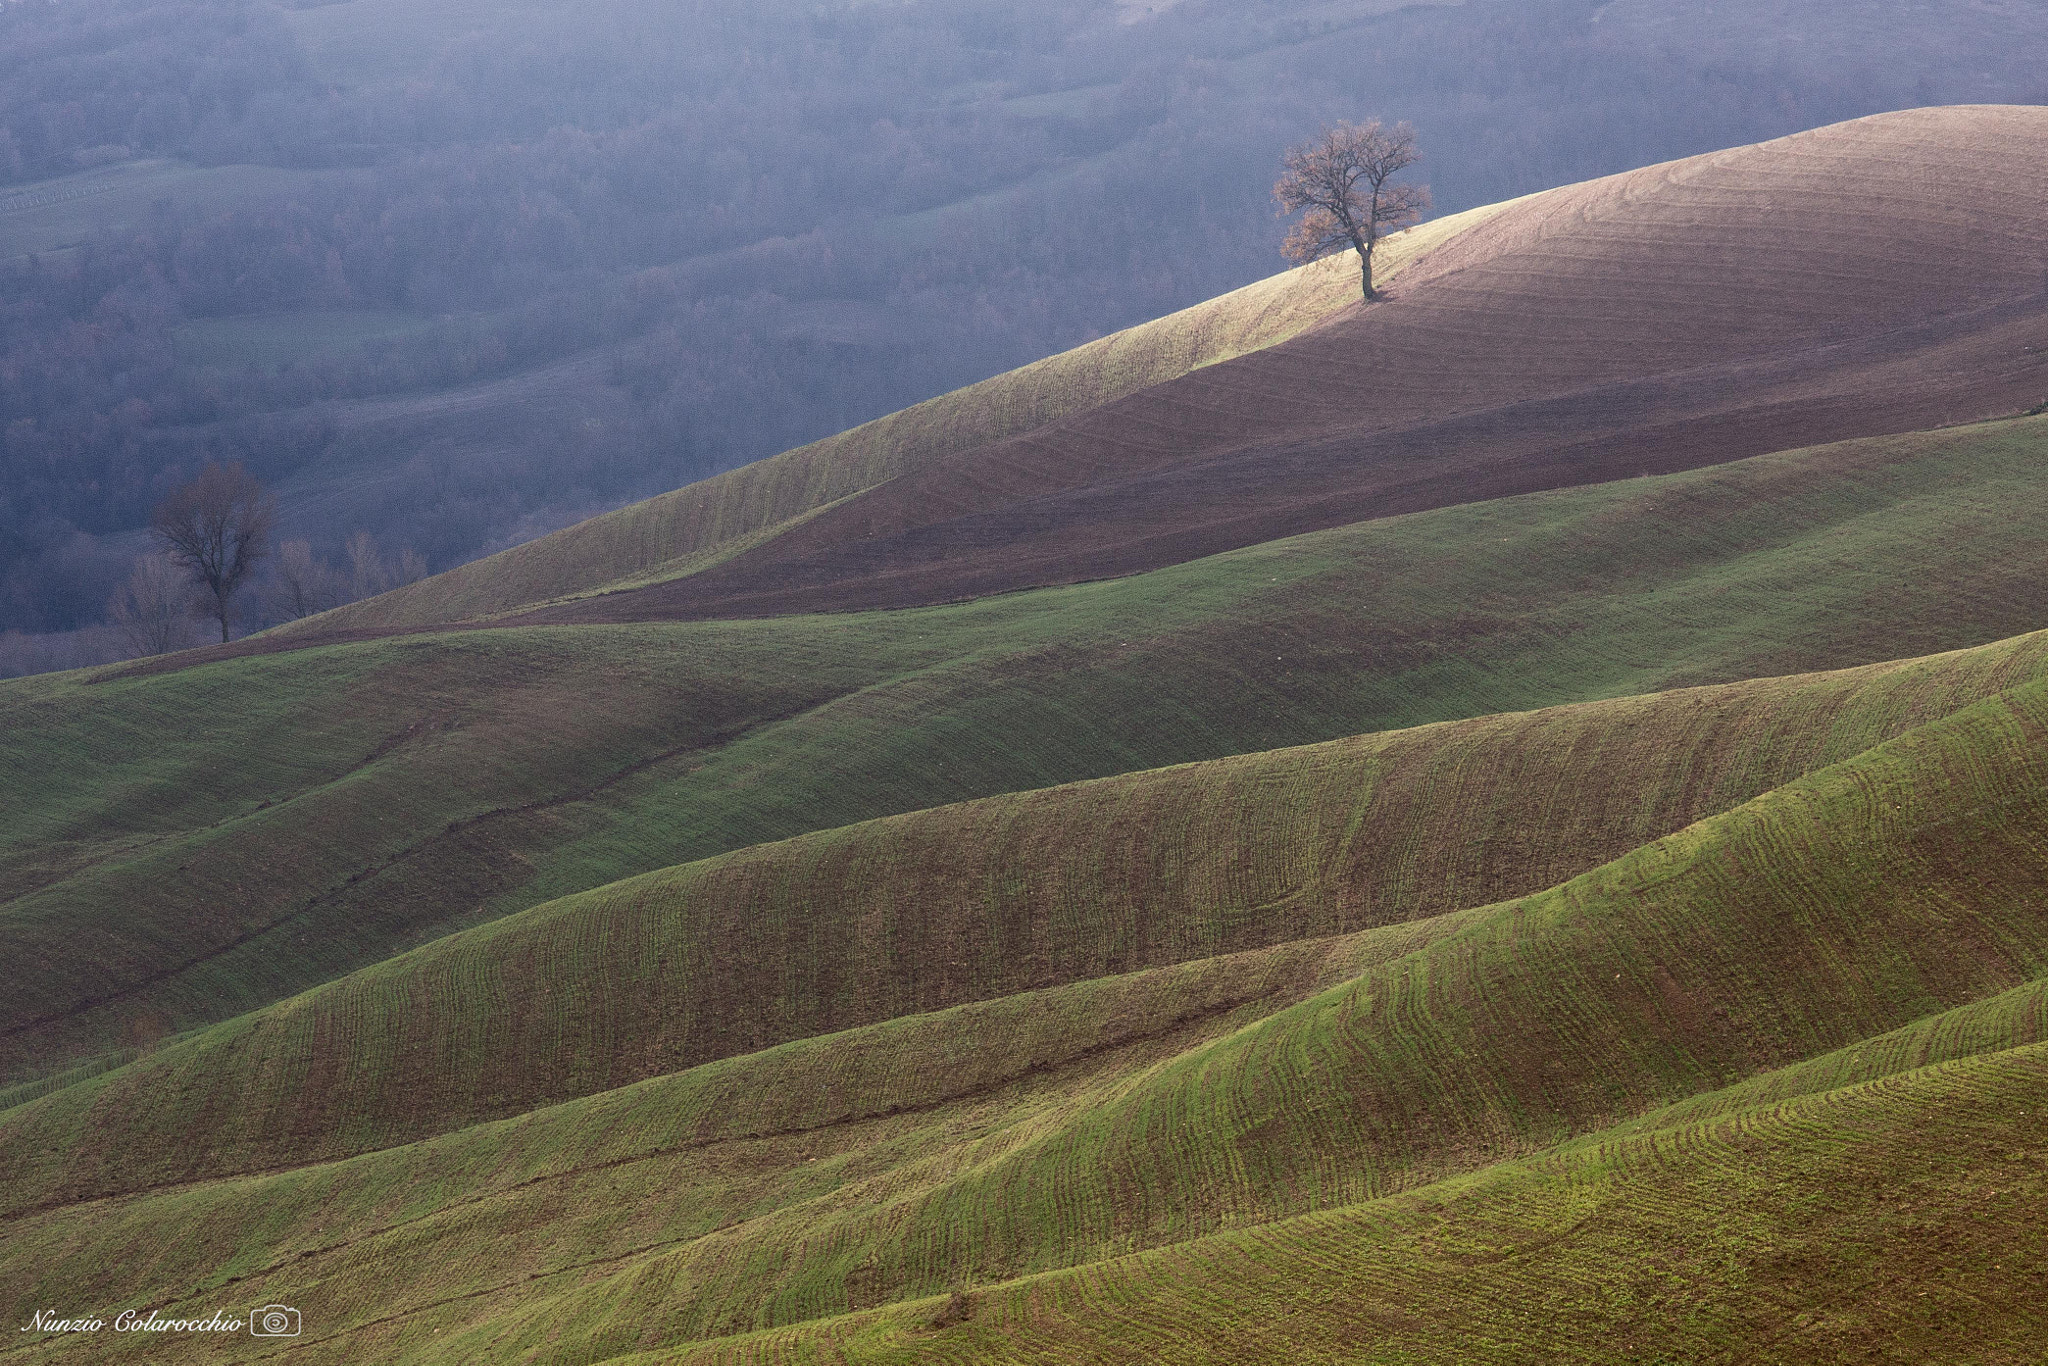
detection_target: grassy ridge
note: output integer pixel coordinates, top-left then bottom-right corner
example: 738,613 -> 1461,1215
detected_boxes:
1605,972 -> 2048,1140
381,675 -> 2048,1360
448,675 -> 2048,1358
292,205 -> 1508,633
662,1041 -> 2048,1365
0,623 -> 883,1083
7,414 -> 2048,1084
7,628 -> 2046,1188
7,675 -> 2048,1362
0,916 -> 1479,1362
363,411 -> 2048,922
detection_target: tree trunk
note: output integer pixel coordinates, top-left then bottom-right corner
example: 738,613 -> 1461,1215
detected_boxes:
1357,241 -> 1375,300
216,594 -> 230,643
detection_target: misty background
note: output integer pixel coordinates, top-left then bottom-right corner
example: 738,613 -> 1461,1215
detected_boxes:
3,0 -> 2046,667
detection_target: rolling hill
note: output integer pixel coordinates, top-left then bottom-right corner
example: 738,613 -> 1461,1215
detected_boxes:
515,105 -> 2048,624
255,106 -> 2048,641
7,625 -> 2047,1189
11,410 -> 2048,1087
277,203 -> 1508,635
5,653 -> 2047,1362
5,107 -> 2048,1363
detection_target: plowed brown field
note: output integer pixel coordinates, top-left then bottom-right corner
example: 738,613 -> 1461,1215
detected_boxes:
525,105 -> 2048,624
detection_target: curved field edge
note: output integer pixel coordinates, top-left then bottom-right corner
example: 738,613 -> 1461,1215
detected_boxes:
646,1041 -> 2048,1366
454,673 -> 2048,1360
281,201 -> 1515,633
8,625 -> 2048,1188
0,915 -> 1484,1346
486,109 -> 2048,627
0,621 -> 887,1085
10,412 -> 2048,1087
9,980 -> 2047,1365
9,673 -> 2048,1362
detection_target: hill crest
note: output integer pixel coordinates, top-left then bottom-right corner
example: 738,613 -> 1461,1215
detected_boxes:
495,105 -> 2047,627
279,203 -> 1515,636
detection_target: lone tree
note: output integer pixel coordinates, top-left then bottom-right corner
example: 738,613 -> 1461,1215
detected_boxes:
151,461 -> 276,643
1274,120 -> 1430,301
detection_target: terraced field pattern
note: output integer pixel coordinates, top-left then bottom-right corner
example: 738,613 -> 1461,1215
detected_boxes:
4,106 -> 2048,1362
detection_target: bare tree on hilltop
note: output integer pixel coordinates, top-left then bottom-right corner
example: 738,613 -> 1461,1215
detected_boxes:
151,462 -> 277,644
1275,120 -> 1430,301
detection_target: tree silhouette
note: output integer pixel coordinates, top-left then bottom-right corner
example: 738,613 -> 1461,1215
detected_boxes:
1275,120 -> 1430,301
151,462 -> 277,644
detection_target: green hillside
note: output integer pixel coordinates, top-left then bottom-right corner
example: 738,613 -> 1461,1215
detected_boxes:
7,109 -> 2048,1362
7,413 -> 2048,1087
5,665 -> 2045,1363
668,1038 -> 2048,1364
6,623 -> 2042,1188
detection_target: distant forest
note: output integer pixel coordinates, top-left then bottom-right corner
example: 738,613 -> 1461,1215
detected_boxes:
2,0 -> 2045,652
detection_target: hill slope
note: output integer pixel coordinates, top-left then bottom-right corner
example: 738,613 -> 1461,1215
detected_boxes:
262,106 -> 2048,639
511,104 -> 2048,624
7,111 -> 2048,1365
9,412 -> 2048,1085
6,623 -> 2045,1184
663,1038 -> 2048,1365
5,665 -> 2047,1362
279,205 -> 1508,634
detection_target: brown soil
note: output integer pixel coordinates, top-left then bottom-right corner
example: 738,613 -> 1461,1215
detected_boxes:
516,106 -> 2048,625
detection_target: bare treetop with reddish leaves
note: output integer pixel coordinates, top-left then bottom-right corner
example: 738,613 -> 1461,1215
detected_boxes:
1275,120 -> 1431,300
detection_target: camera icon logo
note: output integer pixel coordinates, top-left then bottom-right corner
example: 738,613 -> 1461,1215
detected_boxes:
250,1305 -> 301,1337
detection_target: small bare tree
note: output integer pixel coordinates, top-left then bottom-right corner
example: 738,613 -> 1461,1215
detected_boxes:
1274,120 -> 1430,301
150,462 -> 277,644
109,552 -> 195,657
346,529 -> 391,602
395,547 -> 430,588
269,539 -> 343,621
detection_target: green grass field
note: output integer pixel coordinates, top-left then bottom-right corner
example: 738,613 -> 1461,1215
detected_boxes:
7,130 -> 2048,1358
4,667 -> 2045,1362
7,413 -> 2048,1089
6,625 -> 2041,1191
663,1039 -> 2048,1364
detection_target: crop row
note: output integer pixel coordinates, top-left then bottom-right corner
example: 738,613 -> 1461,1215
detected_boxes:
7,674 -> 2048,1361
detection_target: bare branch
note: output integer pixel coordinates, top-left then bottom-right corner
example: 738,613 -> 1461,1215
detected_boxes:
108,552 -> 195,657
269,539 -> 342,621
150,462 -> 277,644
347,530 -> 391,601
1274,120 -> 1430,300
